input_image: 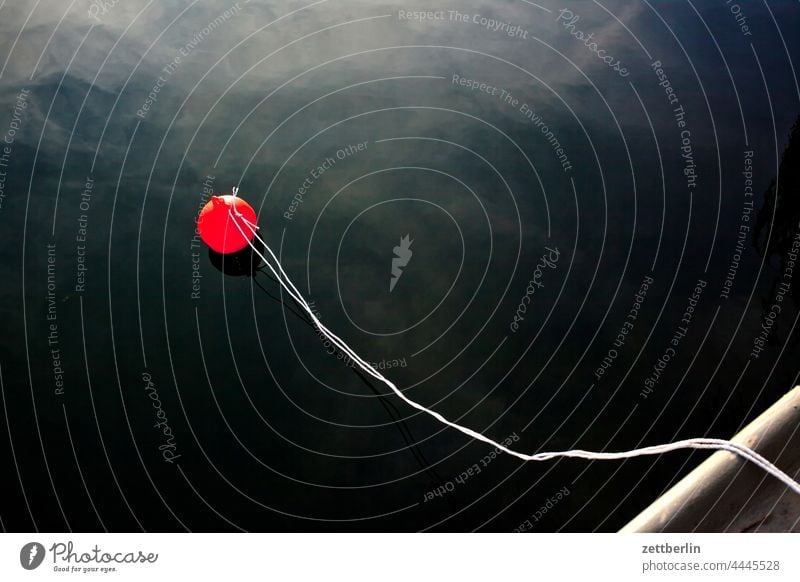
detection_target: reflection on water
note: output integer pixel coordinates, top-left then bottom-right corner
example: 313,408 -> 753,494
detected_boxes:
0,0 -> 799,532
754,115 -> 800,339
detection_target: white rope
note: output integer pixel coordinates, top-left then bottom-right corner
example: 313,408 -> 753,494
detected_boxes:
223,199 -> 800,496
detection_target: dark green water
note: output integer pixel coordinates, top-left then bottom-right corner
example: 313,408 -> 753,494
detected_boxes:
0,0 -> 799,532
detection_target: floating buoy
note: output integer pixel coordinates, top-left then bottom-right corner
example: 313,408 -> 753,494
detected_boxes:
197,192 -> 258,254
204,185 -> 800,497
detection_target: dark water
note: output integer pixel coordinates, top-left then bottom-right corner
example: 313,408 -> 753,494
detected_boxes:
0,0 -> 799,532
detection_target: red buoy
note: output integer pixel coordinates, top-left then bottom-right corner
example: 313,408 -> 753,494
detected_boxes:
197,194 -> 258,254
